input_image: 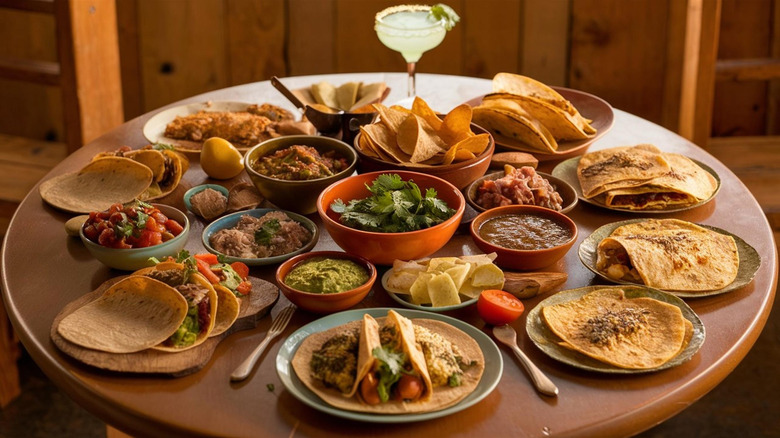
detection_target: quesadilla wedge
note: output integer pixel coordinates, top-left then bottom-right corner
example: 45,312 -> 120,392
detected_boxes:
56,276 -> 189,353
596,219 -> 739,292
291,310 -> 484,414
133,261 -> 218,351
541,288 -> 690,369
577,144 -> 671,198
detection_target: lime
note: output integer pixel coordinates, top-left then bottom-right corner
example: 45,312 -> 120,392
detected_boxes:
201,137 -> 244,180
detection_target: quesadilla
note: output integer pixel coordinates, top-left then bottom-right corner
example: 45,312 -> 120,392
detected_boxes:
577,144 -> 670,198
291,310 -> 484,414
541,288 -> 691,369
596,219 -> 739,292
56,276 -> 189,353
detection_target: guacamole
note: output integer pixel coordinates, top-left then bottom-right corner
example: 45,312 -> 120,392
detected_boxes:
284,257 -> 369,294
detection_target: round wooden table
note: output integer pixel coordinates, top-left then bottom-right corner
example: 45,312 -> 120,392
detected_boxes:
2,73 -> 777,437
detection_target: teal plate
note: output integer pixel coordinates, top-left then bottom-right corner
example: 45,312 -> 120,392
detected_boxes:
276,307 -> 502,423
380,270 -> 478,312
551,155 -> 721,213
578,219 -> 761,298
526,285 -> 705,374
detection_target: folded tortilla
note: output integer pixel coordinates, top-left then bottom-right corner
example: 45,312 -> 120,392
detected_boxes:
93,148 -> 188,201
596,219 -> 739,292
541,288 -> 689,369
57,276 -> 188,353
577,144 -> 671,198
483,93 -> 592,141
472,100 -> 558,152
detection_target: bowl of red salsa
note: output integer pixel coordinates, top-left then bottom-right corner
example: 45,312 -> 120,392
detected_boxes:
80,201 -> 190,271
244,135 -> 357,214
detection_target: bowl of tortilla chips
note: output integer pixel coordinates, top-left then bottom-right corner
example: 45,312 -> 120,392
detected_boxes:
354,98 -> 495,190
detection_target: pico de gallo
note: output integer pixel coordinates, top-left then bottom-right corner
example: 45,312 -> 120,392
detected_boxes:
82,201 -> 184,249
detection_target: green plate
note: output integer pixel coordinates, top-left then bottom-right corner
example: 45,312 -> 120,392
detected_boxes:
380,270 -> 478,312
578,219 -> 761,298
276,308 -> 502,423
526,285 -> 705,374
551,156 -> 721,213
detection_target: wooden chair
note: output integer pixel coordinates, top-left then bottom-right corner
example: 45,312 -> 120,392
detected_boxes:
0,0 -> 124,408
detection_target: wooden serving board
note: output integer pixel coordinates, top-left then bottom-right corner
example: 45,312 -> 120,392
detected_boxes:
50,275 -> 279,376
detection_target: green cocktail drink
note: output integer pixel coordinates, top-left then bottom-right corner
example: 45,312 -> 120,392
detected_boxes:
375,4 -> 459,96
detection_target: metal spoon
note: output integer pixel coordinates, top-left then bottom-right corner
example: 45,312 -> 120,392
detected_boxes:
492,324 -> 559,397
270,75 -> 342,133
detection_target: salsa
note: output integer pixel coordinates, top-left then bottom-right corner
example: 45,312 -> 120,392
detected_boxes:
82,202 -> 184,249
478,213 -> 573,250
252,145 -> 349,180
284,257 -> 369,294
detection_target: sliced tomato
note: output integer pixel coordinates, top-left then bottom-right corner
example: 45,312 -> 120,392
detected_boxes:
230,261 -> 250,279
477,289 -> 525,326
195,258 -> 221,284
235,281 -> 252,296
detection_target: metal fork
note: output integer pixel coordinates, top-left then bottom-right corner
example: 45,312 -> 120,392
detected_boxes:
230,304 -> 296,382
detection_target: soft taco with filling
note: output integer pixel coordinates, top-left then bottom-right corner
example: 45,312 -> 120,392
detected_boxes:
56,276 -> 189,353
291,310 -> 484,414
93,145 -> 188,200
133,261 -> 219,350
596,219 -> 739,292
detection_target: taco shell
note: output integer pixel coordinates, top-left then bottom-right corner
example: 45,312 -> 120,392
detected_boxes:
210,284 -> 241,337
483,93 -> 592,141
472,103 -> 558,153
39,156 -> 154,214
596,219 -> 739,292
57,276 -> 188,353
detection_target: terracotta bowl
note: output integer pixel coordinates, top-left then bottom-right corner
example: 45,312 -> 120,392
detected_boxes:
80,204 -> 190,271
470,205 -> 577,271
465,170 -> 578,214
244,135 -> 357,214
353,122 -> 495,190
317,170 -> 465,265
276,251 -> 377,314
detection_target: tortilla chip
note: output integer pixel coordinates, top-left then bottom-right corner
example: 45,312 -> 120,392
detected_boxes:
311,81 -> 338,109
411,97 -> 443,130
439,103 -> 474,144
39,156 -> 154,214
57,276 -> 188,353
336,81 -> 361,111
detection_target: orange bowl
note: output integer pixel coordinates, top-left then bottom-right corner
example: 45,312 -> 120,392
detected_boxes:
317,170 -> 465,265
276,251 -> 377,314
354,122 -> 495,190
470,205 -> 577,270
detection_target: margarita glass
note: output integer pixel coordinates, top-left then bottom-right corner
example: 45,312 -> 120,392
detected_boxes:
375,4 -> 449,97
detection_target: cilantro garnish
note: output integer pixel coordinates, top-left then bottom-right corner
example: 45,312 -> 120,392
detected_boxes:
152,143 -> 176,151
330,174 -> 455,232
429,4 -> 460,31
372,346 -> 405,403
254,219 -> 281,245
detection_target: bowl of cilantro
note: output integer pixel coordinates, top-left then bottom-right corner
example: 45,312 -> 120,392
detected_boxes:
317,171 -> 465,265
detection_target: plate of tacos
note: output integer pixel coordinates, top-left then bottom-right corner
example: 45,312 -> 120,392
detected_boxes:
465,73 -> 614,161
526,286 -> 705,374
277,308 -> 502,422
552,145 -> 721,213
143,101 -> 316,154
578,219 -> 760,298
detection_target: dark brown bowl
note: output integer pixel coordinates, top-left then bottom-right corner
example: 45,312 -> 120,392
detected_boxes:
465,170 -> 578,214
354,123 -> 495,190
470,205 -> 577,271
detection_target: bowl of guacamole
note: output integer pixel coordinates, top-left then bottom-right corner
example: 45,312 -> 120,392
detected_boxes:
276,251 -> 377,314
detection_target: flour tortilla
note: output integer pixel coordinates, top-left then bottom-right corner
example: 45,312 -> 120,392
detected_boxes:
210,284 -> 241,337
596,219 -> 739,291
541,288 -> 688,369
603,153 -> 718,209
483,93 -> 592,141
472,101 -> 558,152
577,144 -> 671,198
57,276 -> 188,353
291,312 -> 484,414
39,156 -> 153,214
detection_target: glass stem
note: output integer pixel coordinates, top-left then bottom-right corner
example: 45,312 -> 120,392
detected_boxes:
407,62 -> 417,97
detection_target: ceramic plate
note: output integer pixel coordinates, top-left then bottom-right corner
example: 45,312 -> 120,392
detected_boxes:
578,219 -> 760,298
465,170 -> 578,214
143,101 -> 256,153
201,208 -> 318,266
276,307 -> 502,422
551,155 -> 722,214
526,285 -> 705,374
464,87 -> 614,161
380,270 -> 478,312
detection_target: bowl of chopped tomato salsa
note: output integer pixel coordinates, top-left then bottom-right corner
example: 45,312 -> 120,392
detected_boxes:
80,201 -> 190,271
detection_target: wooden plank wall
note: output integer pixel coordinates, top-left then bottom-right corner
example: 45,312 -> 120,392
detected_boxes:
0,0 -> 776,141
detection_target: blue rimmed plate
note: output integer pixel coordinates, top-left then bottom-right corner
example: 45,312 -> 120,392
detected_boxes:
183,184 -> 229,217
201,208 -> 318,266
276,307 -> 502,423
